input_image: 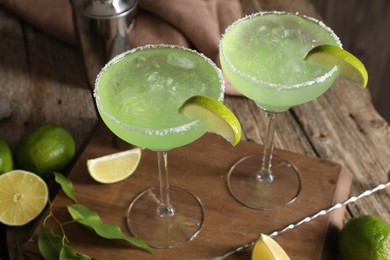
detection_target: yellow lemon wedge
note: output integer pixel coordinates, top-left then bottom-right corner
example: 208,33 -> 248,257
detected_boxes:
305,44 -> 368,89
0,170 -> 49,226
179,95 -> 242,146
252,234 -> 290,260
87,148 -> 141,184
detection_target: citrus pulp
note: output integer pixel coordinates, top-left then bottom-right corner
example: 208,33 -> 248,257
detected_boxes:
0,170 -> 48,226
179,95 -> 242,146
252,234 -> 290,260
305,44 -> 368,88
87,148 -> 142,184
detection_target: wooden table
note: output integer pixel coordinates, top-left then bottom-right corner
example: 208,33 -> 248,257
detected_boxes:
1,0 -> 389,259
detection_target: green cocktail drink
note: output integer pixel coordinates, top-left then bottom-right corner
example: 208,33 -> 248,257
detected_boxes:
220,11 -> 341,112
94,45 -> 224,248
95,45 -> 223,151
219,12 -> 341,210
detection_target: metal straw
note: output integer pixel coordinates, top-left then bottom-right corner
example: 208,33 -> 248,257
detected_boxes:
208,180 -> 390,260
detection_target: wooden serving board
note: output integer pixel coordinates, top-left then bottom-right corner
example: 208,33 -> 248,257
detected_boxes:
23,121 -> 351,259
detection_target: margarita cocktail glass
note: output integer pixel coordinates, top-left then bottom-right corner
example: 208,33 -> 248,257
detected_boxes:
94,45 -> 224,247
220,12 -> 342,210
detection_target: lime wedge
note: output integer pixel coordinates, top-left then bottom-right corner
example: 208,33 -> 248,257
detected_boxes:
0,170 -> 48,226
87,148 -> 141,184
305,44 -> 368,88
252,234 -> 290,260
179,95 -> 242,146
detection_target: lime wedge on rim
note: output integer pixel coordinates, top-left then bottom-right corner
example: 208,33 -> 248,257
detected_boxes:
304,44 -> 368,89
179,95 -> 242,146
252,234 -> 290,260
0,170 -> 49,226
87,148 -> 142,184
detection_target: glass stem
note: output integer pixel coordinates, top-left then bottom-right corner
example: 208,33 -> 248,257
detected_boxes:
157,151 -> 175,217
257,111 -> 278,182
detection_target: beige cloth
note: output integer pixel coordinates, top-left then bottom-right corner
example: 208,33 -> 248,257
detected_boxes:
0,0 -> 242,95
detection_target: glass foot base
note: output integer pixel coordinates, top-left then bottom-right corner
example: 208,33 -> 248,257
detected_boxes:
227,155 -> 301,210
127,186 -> 204,248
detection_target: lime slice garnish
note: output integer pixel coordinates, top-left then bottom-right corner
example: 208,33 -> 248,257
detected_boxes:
252,234 -> 290,260
179,95 -> 242,146
305,44 -> 368,88
87,148 -> 141,184
0,170 -> 49,226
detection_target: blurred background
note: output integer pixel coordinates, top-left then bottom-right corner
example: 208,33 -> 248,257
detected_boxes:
311,0 -> 390,123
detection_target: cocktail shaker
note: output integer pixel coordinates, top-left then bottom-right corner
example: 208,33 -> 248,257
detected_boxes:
69,0 -> 138,89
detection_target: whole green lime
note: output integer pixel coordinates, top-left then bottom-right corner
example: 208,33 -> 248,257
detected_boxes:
338,215 -> 390,260
0,137 -> 13,174
15,124 -> 76,179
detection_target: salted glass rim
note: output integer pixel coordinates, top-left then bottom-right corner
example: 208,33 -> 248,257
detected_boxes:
219,11 -> 342,90
94,44 -> 225,136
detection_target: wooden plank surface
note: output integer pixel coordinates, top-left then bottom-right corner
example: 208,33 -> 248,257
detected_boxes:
311,0 -> 390,122
237,0 -> 390,224
1,0 -> 390,259
23,121 -> 351,259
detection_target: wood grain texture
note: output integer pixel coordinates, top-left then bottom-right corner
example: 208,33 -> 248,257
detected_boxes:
0,7 -> 97,260
1,0 -> 390,258
23,122 -> 351,259
310,0 -> 390,122
0,9 -> 97,149
238,0 -> 390,224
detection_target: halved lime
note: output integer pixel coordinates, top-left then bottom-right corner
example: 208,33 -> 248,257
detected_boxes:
179,95 -> 242,146
305,44 -> 368,88
252,234 -> 290,260
87,148 -> 142,184
0,170 -> 48,226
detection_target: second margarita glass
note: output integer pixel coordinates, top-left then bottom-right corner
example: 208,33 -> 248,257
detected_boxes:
220,11 -> 342,210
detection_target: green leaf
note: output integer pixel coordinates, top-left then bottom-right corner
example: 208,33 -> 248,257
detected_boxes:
54,172 -> 78,203
38,226 -> 91,260
38,226 -> 63,260
59,244 -> 91,260
67,204 -> 153,253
